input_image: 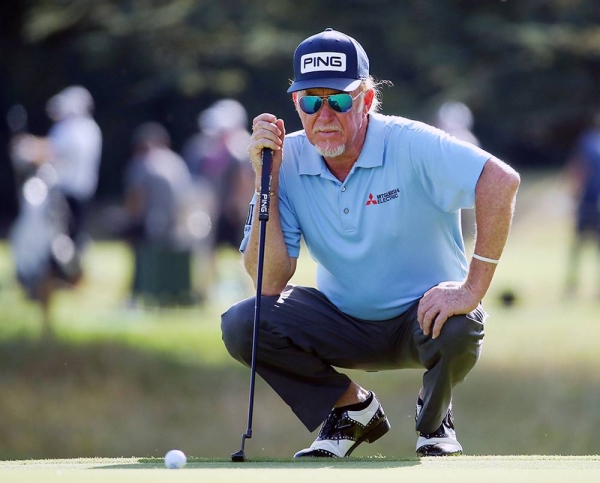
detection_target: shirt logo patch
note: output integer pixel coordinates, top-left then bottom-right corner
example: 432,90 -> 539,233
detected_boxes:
365,188 -> 400,206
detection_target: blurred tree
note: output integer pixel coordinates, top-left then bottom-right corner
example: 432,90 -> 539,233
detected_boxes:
1,0 -> 600,231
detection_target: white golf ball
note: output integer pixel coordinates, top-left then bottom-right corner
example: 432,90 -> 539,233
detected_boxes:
164,449 -> 187,469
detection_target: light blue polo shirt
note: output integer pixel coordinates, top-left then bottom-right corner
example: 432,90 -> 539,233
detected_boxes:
241,113 -> 491,320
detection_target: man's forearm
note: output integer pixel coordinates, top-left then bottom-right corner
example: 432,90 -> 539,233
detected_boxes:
242,193 -> 295,295
466,158 -> 520,299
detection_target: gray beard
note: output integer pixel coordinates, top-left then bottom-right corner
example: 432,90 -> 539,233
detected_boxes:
315,143 -> 346,158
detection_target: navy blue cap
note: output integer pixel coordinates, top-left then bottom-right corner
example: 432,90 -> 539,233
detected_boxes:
287,28 -> 369,94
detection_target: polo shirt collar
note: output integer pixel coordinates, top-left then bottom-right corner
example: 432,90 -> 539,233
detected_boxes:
298,113 -> 386,176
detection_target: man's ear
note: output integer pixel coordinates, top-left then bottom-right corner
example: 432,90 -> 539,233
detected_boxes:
292,92 -> 300,113
363,89 -> 375,113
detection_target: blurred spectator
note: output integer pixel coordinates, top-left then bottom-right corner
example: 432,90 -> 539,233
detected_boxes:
46,86 -> 102,246
435,100 -> 480,147
123,122 -> 209,306
181,99 -> 255,250
7,85 -> 102,336
564,113 -> 600,298
434,101 -> 480,242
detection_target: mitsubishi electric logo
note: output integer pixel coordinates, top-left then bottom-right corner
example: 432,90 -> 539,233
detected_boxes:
365,188 -> 400,206
301,52 -> 347,73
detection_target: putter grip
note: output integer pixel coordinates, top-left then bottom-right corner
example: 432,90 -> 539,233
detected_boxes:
258,148 -> 273,221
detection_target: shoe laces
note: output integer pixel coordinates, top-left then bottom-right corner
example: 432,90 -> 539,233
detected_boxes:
319,408 -> 353,440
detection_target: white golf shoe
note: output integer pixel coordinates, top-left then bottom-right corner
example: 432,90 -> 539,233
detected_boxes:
294,392 -> 391,458
415,397 -> 463,456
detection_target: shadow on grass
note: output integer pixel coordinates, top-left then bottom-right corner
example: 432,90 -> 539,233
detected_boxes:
97,456 -> 422,469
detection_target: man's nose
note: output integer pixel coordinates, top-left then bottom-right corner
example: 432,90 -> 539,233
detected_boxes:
317,101 -> 336,120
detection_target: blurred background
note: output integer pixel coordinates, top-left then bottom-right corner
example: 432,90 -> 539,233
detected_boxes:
1,0 -> 600,460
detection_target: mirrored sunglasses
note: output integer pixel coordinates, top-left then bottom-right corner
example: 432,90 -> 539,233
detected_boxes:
298,92 -> 363,115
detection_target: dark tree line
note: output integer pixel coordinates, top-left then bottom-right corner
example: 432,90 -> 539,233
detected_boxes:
2,0 -> 600,228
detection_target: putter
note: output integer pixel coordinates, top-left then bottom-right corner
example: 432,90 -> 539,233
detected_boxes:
231,148 -> 273,463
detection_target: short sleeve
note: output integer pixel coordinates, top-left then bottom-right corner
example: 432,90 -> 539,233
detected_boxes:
407,123 -> 490,212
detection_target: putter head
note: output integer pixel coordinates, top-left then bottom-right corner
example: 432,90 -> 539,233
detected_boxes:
231,450 -> 245,462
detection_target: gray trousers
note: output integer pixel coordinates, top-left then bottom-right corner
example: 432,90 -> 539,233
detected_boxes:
221,285 -> 486,434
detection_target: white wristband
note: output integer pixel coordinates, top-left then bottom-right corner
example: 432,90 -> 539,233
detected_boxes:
472,253 -> 500,265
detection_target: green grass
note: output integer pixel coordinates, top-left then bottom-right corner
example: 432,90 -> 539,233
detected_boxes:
0,169 -> 600,464
0,242 -> 238,365
1,456 -> 599,483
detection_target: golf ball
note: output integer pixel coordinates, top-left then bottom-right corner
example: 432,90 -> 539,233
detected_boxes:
164,449 -> 187,469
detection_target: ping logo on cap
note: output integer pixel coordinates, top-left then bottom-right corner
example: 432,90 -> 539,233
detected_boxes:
301,52 -> 347,73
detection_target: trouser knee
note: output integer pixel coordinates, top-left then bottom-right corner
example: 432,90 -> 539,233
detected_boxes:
435,312 -> 484,378
221,297 -> 256,364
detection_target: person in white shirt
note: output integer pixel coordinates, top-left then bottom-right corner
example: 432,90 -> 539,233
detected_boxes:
45,86 -> 102,246
7,86 -> 102,336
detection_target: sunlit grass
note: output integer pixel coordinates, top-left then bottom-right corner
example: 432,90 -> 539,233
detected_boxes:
0,455 -> 599,483
0,242 -> 238,365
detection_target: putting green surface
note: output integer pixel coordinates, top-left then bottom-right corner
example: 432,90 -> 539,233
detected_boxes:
1,456 -> 599,483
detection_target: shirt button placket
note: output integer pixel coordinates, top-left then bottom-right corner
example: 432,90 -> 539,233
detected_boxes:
341,186 -> 349,215
340,185 -> 353,232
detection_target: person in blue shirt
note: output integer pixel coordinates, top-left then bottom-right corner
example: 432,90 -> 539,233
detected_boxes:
222,28 -> 521,458
564,113 -> 600,297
